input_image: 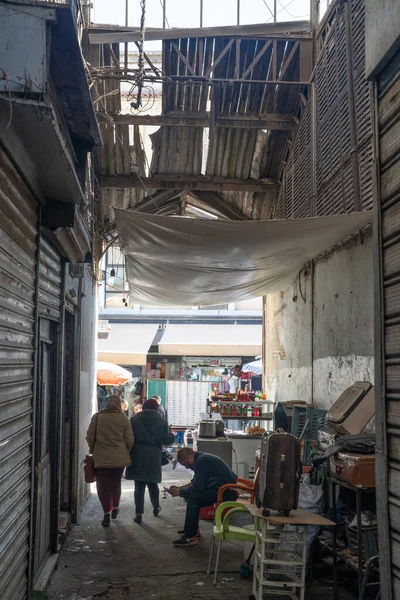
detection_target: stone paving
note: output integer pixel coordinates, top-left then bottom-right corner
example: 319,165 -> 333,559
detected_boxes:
47,464 -> 360,600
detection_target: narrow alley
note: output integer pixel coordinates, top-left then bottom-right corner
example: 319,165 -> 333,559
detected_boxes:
1,0 -> 400,599
47,464 -> 357,600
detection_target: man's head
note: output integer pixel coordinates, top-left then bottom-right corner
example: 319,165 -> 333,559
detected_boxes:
176,447 -> 196,469
152,395 -> 162,405
121,400 -> 128,412
143,398 -> 159,411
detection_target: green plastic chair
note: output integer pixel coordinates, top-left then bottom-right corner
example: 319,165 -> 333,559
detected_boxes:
206,501 -> 256,585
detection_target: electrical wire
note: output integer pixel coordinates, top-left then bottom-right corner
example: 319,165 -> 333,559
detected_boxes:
264,0 -> 309,22
261,0 -> 275,20
277,0 -> 310,19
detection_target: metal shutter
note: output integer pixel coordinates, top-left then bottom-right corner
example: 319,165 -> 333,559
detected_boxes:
375,49 -> 400,600
38,236 -> 62,321
0,148 -> 38,600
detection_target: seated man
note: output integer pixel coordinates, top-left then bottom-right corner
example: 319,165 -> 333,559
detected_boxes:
168,448 -> 238,548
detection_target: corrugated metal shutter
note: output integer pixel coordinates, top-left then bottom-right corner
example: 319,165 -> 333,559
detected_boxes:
0,148 -> 38,600
38,236 -> 62,321
376,49 -> 400,599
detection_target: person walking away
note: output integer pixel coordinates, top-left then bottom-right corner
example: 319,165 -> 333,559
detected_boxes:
86,395 -> 134,527
167,448 -> 238,547
126,398 -> 175,524
152,395 -> 168,422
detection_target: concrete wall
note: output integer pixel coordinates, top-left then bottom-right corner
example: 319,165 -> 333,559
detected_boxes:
264,229 -> 374,410
67,266 -> 97,521
365,0 -> 400,77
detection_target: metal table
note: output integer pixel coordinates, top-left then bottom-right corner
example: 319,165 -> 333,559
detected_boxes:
330,475 -> 376,599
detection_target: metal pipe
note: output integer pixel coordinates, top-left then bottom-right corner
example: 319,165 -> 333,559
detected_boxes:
124,0 -> 128,72
163,0 -> 166,29
237,0 -> 240,25
200,0 -> 203,27
274,0 -> 277,22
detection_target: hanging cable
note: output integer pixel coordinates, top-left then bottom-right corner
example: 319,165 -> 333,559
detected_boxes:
131,0 -> 146,110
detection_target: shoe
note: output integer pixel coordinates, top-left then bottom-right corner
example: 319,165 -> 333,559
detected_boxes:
177,527 -> 201,538
111,507 -> 120,519
102,513 -> 111,527
153,506 -> 161,517
173,536 -> 199,547
134,514 -> 143,524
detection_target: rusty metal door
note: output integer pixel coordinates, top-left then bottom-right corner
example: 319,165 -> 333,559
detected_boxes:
0,148 -> 38,600
374,48 -> 400,600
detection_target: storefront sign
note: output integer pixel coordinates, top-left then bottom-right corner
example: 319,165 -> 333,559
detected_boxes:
185,356 -> 240,368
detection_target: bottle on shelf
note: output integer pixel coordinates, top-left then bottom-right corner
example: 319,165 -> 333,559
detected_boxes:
248,405 -> 253,418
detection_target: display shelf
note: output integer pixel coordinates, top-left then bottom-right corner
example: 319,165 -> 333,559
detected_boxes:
211,399 -> 272,404
219,415 -> 273,420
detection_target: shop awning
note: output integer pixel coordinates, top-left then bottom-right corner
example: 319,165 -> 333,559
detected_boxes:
159,324 -> 262,357
97,323 -> 159,365
115,209 -> 372,307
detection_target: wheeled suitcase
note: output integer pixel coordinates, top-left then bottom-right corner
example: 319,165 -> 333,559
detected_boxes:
256,432 -> 301,516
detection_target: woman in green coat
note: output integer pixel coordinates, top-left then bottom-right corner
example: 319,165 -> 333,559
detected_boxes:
126,398 -> 175,523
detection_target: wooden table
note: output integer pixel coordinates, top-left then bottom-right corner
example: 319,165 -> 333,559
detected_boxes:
241,503 -> 335,600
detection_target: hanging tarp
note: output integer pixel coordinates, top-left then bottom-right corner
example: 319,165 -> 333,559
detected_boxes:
115,209 -> 372,306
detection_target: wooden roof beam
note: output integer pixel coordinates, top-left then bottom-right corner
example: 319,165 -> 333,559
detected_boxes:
88,21 -> 312,44
100,175 -> 280,193
99,112 -> 298,131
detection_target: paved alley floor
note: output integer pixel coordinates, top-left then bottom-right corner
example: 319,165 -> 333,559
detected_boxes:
47,464 -> 360,600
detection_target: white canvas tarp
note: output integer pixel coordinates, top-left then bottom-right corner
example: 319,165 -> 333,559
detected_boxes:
115,209 -> 372,306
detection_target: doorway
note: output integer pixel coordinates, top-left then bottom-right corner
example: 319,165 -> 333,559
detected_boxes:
33,318 -> 57,577
60,311 -> 76,515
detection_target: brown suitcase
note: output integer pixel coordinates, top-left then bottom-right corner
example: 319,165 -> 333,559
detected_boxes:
256,432 -> 301,516
328,382 -> 373,435
330,452 -> 375,488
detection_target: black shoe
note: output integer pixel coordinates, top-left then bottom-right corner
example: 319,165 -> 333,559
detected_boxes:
177,527 -> 201,537
173,536 -> 198,547
153,506 -> 161,517
112,507 -> 120,519
134,514 -> 143,524
102,513 -> 111,527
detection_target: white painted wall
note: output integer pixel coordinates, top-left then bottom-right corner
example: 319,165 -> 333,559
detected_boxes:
263,229 -> 374,410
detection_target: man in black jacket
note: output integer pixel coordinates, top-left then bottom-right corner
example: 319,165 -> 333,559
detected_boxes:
168,448 -> 237,547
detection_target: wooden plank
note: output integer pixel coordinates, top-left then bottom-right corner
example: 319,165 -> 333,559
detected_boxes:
299,39 -> 313,81
103,112 -> 298,130
235,39 -> 241,79
88,21 -> 312,44
242,40 -> 272,79
94,73 -> 310,85
279,40 -> 300,81
194,191 -> 247,220
243,502 -> 336,526
205,39 -> 235,78
171,40 -> 196,76
100,174 -> 280,192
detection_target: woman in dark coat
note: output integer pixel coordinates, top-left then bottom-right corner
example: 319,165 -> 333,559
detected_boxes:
126,398 -> 175,523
